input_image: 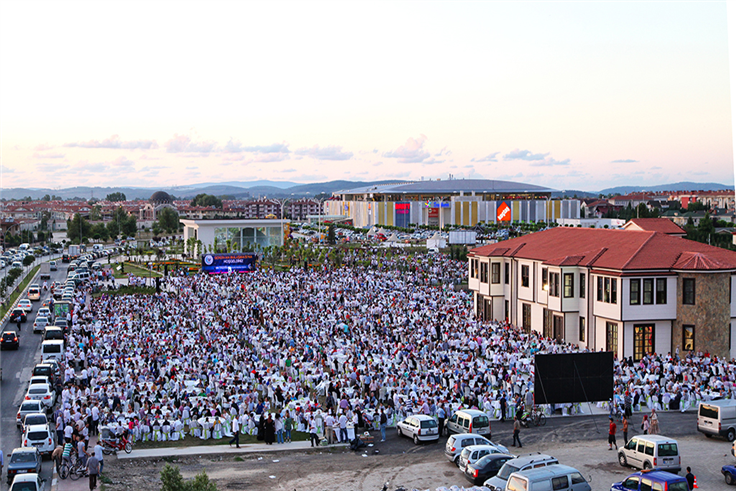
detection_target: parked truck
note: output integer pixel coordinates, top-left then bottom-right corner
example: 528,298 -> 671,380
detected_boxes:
68,245 -> 80,258
39,262 -> 51,280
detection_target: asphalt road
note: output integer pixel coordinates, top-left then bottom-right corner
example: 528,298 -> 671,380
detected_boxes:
0,262 -> 68,490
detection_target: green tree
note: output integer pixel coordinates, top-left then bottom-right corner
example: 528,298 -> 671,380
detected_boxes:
42,194 -> 51,201
106,192 -> 127,202
190,194 -> 223,209
157,207 -> 180,233
121,214 -> 137,237
327,223 -> 336,245
107,220 -> 120,239
23,254 -> 35,267
66,213 -> 92,243
687,201 -> 708,212
91,223 -> 109,242
698,213 -> 715,238
89,205 -> 102,221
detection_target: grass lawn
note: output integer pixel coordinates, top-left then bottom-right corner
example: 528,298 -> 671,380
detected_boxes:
0,265 -> 40,318
112,262 -> 163,279
132,431 -> 310,450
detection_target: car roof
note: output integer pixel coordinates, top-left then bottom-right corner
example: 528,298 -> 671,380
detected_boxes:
24,412 -> 47,418
25,424 -> 49,432
9,473 -> 40,482
455,409 -> 488,416
513,464 -> 580,479
2,330 -> 17,335
452,433 -> 489,441
12,446 -> 39,453
631,435 -> 678,444
28,383 -> 50,389
411,414 -> 436,420
504,453 -> 557,466
630,470 -> 687,481
464,444 -> 501,451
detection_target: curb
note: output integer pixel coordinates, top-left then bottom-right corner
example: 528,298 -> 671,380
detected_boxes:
0,265 -> 42,326
118,441 -> 350,460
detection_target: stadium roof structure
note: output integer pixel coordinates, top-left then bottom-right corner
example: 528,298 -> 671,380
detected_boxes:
335,179 -> 557,196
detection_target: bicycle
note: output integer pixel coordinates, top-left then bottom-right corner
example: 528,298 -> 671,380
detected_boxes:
530,406 -> 547,427
61,457 -> 88,481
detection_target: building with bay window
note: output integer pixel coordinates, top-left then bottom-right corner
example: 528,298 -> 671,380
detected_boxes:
181,218 -> 287,255
468,220 -> 736,360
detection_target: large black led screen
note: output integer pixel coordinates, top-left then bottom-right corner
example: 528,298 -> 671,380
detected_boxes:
534,352 -> 613,404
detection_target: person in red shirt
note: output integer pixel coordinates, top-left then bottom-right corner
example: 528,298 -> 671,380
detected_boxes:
608,417 -> 618,450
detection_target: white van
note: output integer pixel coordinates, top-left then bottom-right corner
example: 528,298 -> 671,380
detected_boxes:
447,409 -> 492,437
40,340 -> 64,363
506,464 -> 590,491
697,400 -> 736,441
484,453 -> 559,491
617,434 -> 681,473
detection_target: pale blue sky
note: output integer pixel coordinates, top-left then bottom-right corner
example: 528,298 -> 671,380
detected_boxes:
0,1 -> 732,191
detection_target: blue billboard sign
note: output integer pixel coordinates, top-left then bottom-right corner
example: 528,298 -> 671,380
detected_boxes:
201,253 -> 257,274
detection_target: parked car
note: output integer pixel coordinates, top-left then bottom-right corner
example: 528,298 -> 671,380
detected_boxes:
464,453 -> 515,486
22,424 -> 56,456
396,414 -> 440,444
37,307 -> 53,322
698,399 -> 736,441
484,453 -> 560,491
445,433 -> 493,466
506,464 -> 590,491
6,447 -> 42,484
40,340 -> 64,363
10,308 -> 27,323
32,364 -> 58,385
458,444 -> 511,472
1,330 -> 20,350
9,472 -> 46,491
612,469 -> 689,491
42,327 -> 64,344
446,409 -> 492,437
618,435 -> 681,473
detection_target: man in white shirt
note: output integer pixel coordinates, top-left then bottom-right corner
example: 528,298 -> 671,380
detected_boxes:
229,417 -> 240,448
94,441 -> 104,473
324,413 -> 335,444
338,413 -> 348,443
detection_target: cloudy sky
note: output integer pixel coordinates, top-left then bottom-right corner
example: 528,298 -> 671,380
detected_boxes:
1,1 -> 732,192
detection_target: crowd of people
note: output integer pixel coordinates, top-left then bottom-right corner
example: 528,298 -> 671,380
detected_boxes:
49,247 -> 736,455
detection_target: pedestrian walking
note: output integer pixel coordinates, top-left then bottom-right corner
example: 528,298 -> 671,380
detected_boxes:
641,414 -> 650,434
93,442 -> 104,474
229,417 -> 240,448
622,416 -> 629,445
380,408 -> 387,442
608,417 -> 617,450
437,404 -> 446,437
649,408 -> 660,435
685,467 -> 695,490
309,416 -> 320,447
512,416 -> 522,448
86,452 -> 100,490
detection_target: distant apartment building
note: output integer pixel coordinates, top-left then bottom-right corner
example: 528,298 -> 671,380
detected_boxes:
468,221 -> 736,360
287,199 -> 321,221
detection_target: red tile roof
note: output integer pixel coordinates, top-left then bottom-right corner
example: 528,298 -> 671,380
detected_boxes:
624,218 -> 685,235
469,227 -> 736,272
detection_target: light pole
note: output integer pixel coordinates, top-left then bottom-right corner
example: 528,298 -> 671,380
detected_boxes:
278,198 -> 289,247
317,197 -> 326,245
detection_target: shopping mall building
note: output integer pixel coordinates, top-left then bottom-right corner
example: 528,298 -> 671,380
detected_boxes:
327,179 -> 580,228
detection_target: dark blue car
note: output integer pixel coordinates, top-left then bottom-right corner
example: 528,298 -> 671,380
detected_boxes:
723,464 -> 736,485
611,469 -> 688,491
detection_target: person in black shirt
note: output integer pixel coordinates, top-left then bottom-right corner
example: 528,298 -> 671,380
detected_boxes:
685,467 -> 695,490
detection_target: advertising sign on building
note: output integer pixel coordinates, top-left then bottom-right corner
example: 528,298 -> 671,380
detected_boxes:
201,253 -> 258,274
497,201 -> 512,222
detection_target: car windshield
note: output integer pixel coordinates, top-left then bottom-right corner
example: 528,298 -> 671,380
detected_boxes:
27,431 -> 48,440
421,419 -> 437,428
29,388 -> 46,394
25,416 -> 46,425
497,463 -> 520,480
473,415 -> 489,427
10,452 -> 37,463
11,483 -> 38,491
21,403 -> 40,411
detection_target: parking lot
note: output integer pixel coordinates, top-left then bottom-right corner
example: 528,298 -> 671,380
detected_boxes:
96,411 -> 736,491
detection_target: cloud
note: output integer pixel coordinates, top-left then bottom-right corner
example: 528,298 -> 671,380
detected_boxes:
295,145 -> 353,161
65,134 -> 158,149
33,152 -> 65,159
224,139 -> 290,154
435,146 -> 452,157
34,144 -> 54,151
35,162 -> 70,173
1,165 -> 16,173
282,168 -> 297,173
165,134 -> 216,153
528,157 -> 571,167
247,153 -> 290,163
651,166 -> 662,170
472,152 -> 499,162
185,166 -> 198,170
503,149 -> 549,161
421,158 -> 445,165
372,162 -> 384,167
383,135 -> 430,163
610,159 -> 639,163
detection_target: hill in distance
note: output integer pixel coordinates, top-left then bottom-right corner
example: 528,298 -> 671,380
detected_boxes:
598,181 -> 733,195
